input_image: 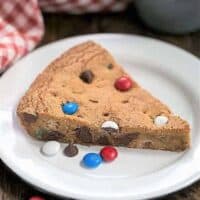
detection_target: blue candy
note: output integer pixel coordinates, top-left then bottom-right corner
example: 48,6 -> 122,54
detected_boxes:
62,102 -> 79,115
82,153 -> 102,168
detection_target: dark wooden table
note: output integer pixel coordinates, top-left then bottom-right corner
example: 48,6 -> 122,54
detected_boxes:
1,4 -> 200,200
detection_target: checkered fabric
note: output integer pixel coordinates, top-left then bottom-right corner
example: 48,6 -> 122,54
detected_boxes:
0,0 -> 128,73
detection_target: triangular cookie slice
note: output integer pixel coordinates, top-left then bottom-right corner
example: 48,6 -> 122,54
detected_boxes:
17,41 -> 190,151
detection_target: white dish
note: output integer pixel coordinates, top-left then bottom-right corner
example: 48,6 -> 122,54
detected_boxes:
0,34 -> 199,200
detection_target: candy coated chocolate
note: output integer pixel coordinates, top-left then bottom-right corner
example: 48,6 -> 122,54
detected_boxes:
114,76 -> 133,91
100,146 -> 118,162
62,102 -> 79,115
82,153 -> 102,168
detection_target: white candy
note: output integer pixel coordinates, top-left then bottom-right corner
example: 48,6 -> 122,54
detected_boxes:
41,141 -> 61,156
154,115 -> 168,126
101,121 -> 119,130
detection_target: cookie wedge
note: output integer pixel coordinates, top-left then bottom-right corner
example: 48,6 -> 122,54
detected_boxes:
17,41 -> 190,151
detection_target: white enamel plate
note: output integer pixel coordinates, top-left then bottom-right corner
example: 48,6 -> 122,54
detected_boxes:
0,34 -> 200,200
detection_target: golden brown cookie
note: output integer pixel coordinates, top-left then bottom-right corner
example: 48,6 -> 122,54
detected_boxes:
17,41 -> 190,151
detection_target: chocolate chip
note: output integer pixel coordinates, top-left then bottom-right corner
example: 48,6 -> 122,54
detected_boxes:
89,99 -> 98,103
107,63 -> 113,69
43,131 -> 65,141
76,126 -> 92,143
143,141 -> 153,148
64,143 -> 79,157
115,133 -> 139,146
23,113 -> 37,123
80,70 -> 94,83
122,100 -> 129,104
51,91 -> 58,97
96,135 -> 111,145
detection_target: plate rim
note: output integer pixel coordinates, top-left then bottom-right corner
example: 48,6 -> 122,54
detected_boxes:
0,33 -> 200,200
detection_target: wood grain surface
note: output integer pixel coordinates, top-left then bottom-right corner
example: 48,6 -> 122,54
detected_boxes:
0,4 -> 200,200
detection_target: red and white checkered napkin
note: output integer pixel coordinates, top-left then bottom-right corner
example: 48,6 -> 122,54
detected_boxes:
0,0 -> 128,73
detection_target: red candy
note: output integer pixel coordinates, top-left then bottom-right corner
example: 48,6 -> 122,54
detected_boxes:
114,76 -> 133,91
100,146 -> 118,162
29,196 -> 45,200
